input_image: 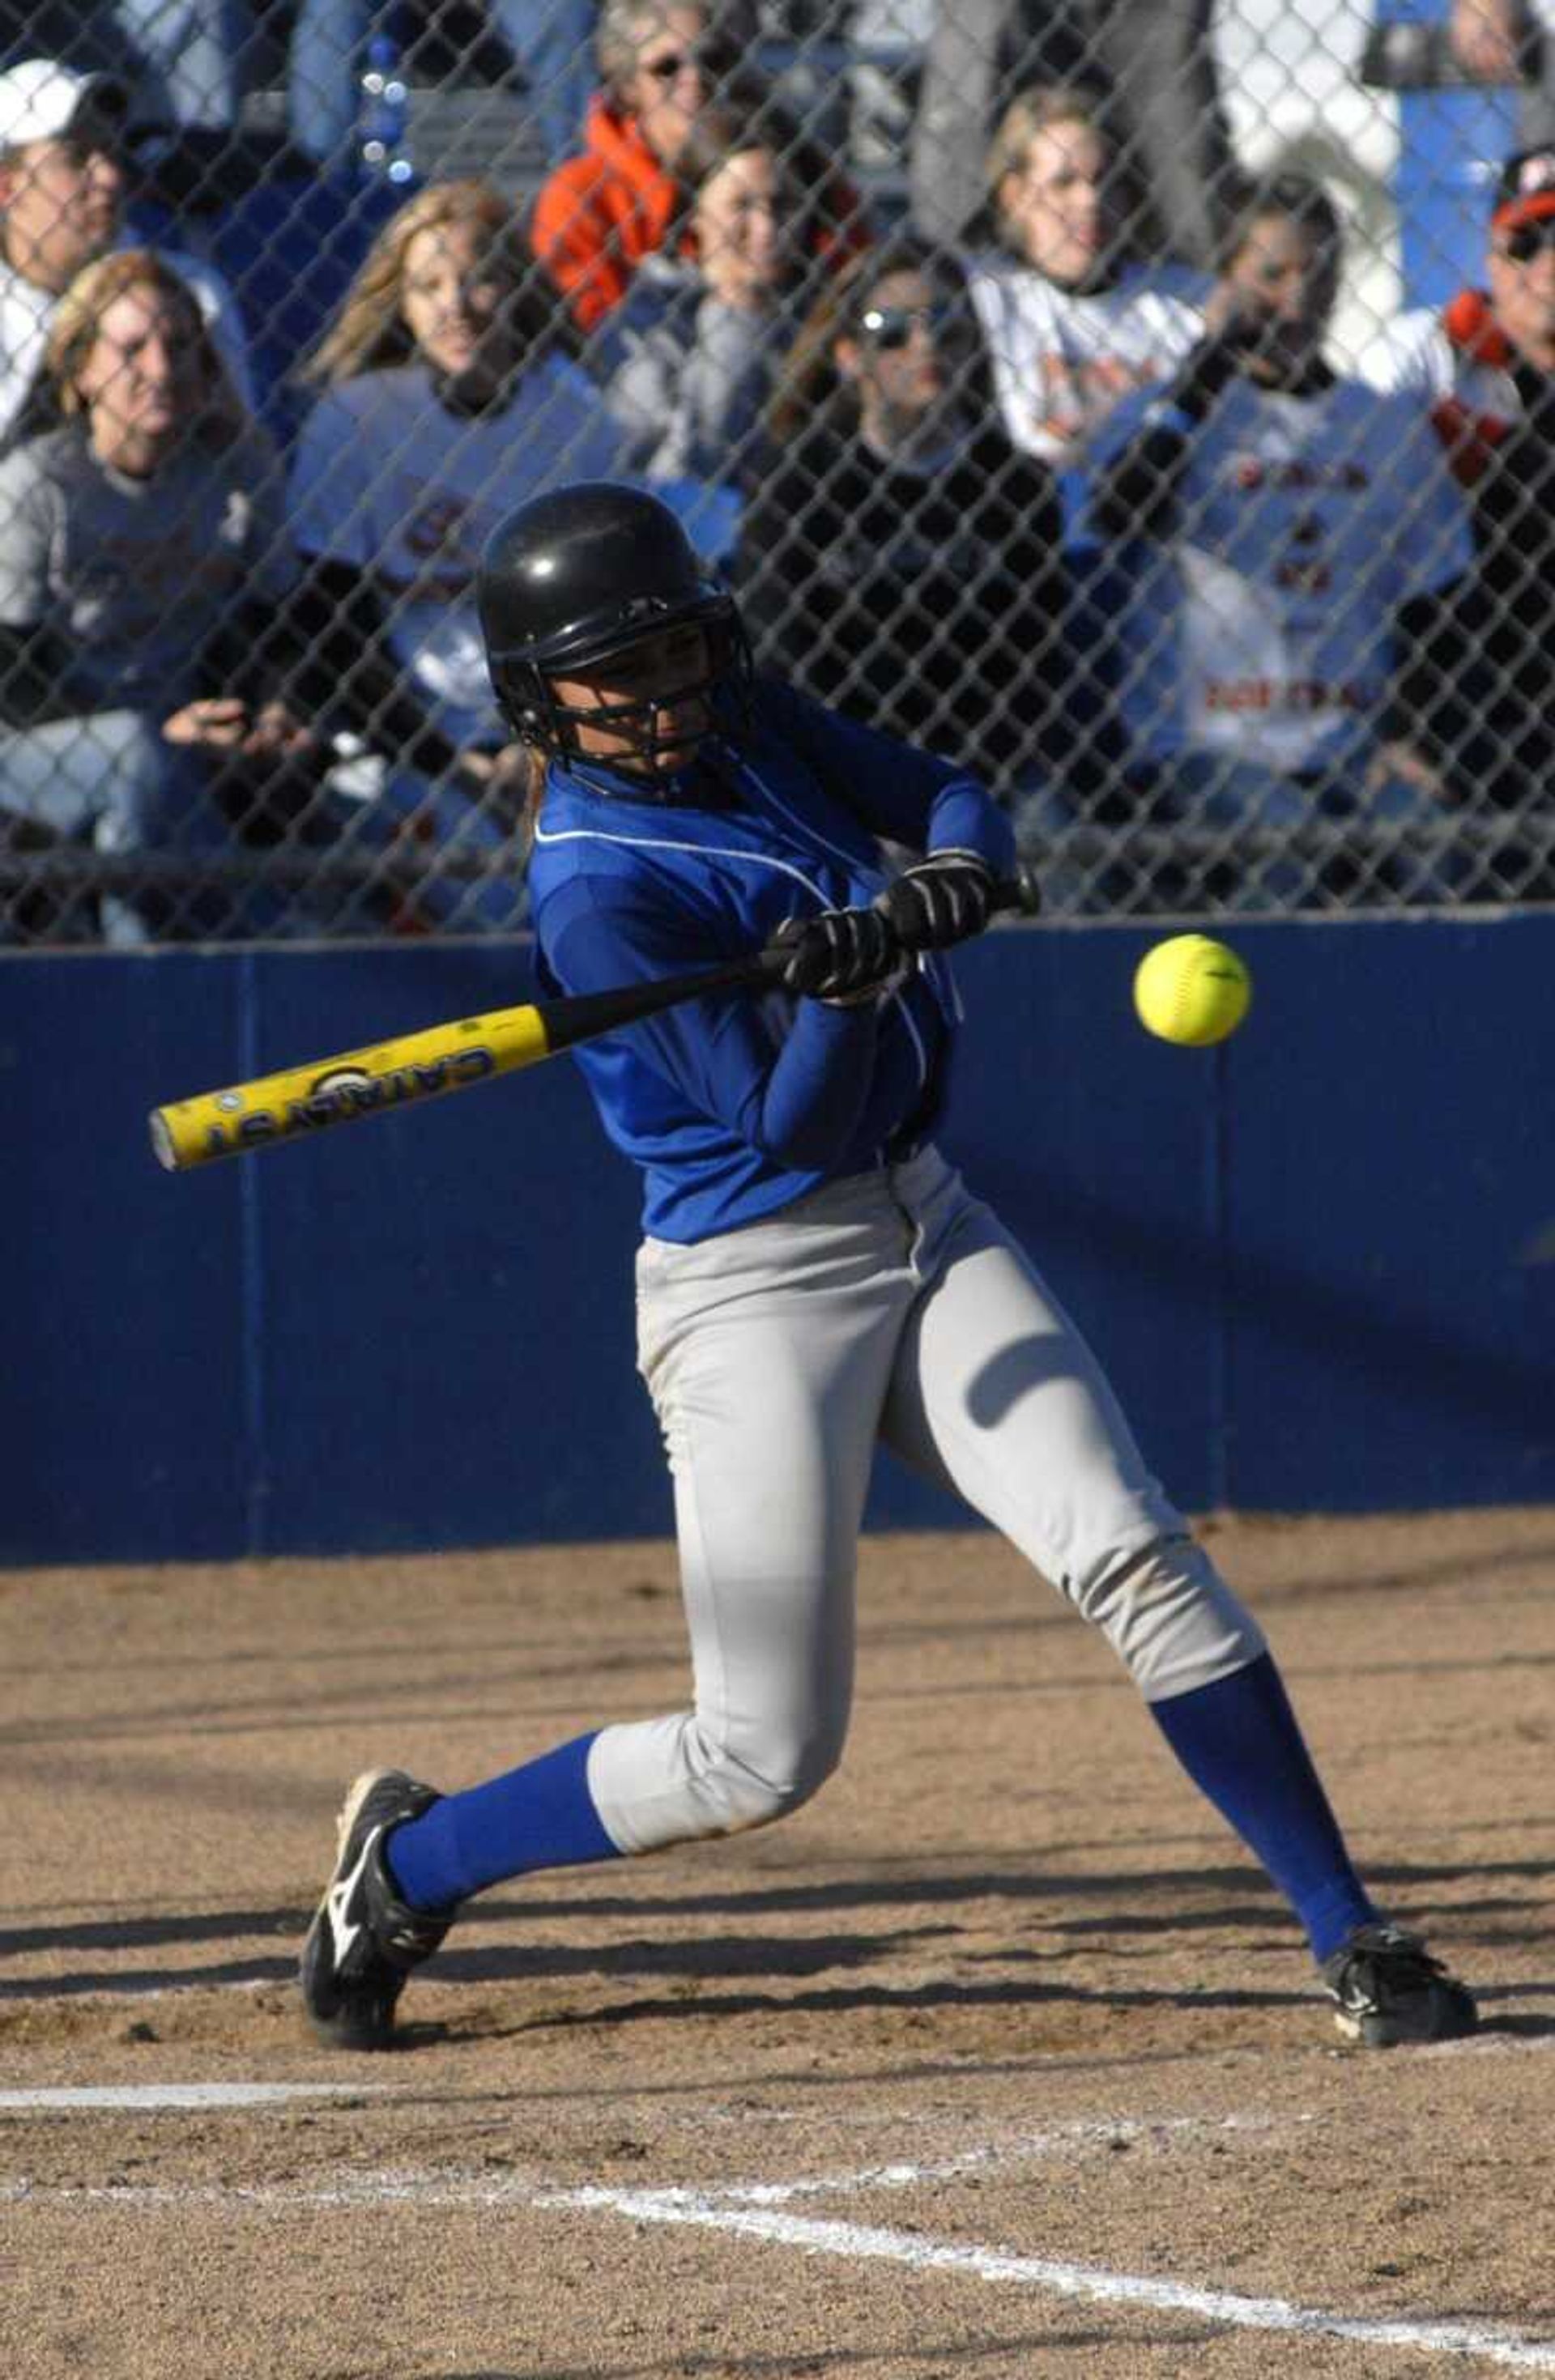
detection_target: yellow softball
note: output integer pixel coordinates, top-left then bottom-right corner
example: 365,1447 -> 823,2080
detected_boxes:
1133,934 -> 1252,1047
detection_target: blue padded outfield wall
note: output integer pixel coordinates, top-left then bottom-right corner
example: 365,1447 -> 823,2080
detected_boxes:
2,912 -> 1552,1567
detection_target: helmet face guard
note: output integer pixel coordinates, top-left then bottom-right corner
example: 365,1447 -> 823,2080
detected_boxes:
478,484 -> 752,778
492,592 -> 752,773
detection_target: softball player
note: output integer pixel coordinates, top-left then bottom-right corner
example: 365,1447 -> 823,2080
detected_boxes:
300,480 -> 1478,2057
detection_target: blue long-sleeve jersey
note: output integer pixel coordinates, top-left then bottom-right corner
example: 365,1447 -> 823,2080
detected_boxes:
526,678 -> 1016,1242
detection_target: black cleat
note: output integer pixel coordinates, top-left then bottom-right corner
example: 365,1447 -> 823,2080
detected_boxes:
300,1768 -> 456,2050
1321,1922 -> 1479,2048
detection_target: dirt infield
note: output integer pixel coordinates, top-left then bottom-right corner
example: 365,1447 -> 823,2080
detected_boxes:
4,1507 -> 1553,2379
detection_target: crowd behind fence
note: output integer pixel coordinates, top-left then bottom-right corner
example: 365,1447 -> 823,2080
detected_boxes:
0,0 -> 1553,943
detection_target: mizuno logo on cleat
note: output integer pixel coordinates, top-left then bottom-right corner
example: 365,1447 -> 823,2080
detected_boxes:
326,1829 -> 380,1961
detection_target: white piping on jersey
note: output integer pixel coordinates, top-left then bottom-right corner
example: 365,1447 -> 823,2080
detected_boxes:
880,964 -> 931,1107
532,819 -> 829,905
740,755 -> 877,880
530,815 -> 935,1120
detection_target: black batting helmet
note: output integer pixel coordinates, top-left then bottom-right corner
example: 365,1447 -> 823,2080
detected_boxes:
477,481 -> 751,769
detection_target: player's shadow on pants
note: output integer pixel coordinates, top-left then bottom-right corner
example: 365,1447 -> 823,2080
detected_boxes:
961,1332 -> 1077,1428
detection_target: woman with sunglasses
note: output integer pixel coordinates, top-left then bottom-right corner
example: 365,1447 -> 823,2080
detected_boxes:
735,236 -> 1071,810
532,0 -> 866,335
299,475 -> 1478,2063
1358,147 -> 1555,879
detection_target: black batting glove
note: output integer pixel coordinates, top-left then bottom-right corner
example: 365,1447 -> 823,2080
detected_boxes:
775,905 -> 905,1003
875,849 -> 995,952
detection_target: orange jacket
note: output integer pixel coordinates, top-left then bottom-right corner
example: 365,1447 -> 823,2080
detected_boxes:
532,93 -> 870,335
532,97 -> 680,334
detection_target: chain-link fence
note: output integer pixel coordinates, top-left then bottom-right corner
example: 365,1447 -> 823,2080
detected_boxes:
1,0 -> 1553,942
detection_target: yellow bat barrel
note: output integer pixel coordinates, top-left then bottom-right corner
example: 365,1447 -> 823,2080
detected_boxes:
149,1003 -> 554,1172
147,875 -> 1043,1176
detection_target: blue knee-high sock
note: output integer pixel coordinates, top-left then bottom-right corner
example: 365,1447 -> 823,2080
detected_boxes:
385,1731 -> 620,1909
1148,1652 -> 1377,1964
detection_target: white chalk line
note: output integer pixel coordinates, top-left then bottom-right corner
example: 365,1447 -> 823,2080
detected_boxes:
0,2083 -> 396,2112
544,2186 -> 1555,2371
4,2135 -> 1554,2370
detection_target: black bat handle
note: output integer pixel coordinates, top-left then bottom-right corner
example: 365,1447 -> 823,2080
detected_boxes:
995,861 -> 1044,921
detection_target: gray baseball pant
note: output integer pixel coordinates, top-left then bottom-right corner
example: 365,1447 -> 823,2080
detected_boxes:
586,1144 -> 1264,1854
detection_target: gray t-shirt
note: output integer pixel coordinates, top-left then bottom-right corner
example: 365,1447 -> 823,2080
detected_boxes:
592,256 -> 783,485
0,423 -> 298,715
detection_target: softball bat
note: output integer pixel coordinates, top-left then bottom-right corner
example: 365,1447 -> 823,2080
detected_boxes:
149,863 -> 1042,1173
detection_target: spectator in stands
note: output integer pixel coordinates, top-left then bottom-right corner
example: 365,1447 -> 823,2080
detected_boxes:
1358,147 -> 1555,885
286,177 -> 635,930
735,234 -> 1070,801
0,249 -> 311,943
1442,1 -> 1555,147
290,0 -> 598,175
587,91 -> 820,487
0,56 -> 251,452
965,85 -> 1206,468
910,0 -> 1242,272
532,0 -> 867,336
1086,174 -> 1476,909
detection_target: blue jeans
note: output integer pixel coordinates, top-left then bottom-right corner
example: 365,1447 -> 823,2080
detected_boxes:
0,710 -> 327,944
1,709 -> 229,943
289,0 -> 597,168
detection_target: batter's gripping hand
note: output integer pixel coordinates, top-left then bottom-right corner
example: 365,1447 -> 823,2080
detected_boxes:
775,906 -> 905,1003
875,849 -> 996,952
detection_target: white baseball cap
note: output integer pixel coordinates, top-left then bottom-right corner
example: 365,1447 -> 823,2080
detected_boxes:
0,58 -> 131,154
